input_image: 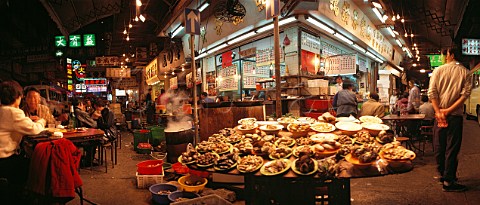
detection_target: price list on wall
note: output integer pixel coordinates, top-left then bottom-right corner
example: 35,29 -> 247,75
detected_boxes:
324,54 -> 357,76
218,63 -> 239,91
462,38 -> 480,55
243,61 -> 270,89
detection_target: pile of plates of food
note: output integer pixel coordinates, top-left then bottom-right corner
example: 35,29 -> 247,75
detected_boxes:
335,121 -> 363,136
292,155 -> 318,175
196,152 -> 219,167
259,124 -> 284,135
277,117 -> 298,128
317,112 -> 336,124
361,122 -> 390,136
310,122 -> 336,133
269,145 -> 293,159
214,153 -> 238,171
297,117 -> 317,124
260,159 -> 291,176
237,155 -> 264,173
287,123 -> 311,138
359,116 -> 383,124
178,144 -> 198,165
345,145 -> 378,168
353,131 -> 376,145
380,142 -> 416,161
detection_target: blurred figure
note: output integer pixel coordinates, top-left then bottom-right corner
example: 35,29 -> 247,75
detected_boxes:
396,92 -> 410,115
389,89 -> 399,113
333,80 -> 357,117
72,98 -> 97,128
408,80 -> 421,112
200,92 -> 214,103
419,95 -> 434,121
359,92 -> 385,117
335,75 -> 343,93
22,87 -> 55,125
0,81 -> 46,204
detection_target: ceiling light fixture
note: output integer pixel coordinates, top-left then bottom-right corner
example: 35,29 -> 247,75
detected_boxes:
136,0 -> 142,7
181,67 -> 185,72
372,8 -> 385,23
392,16 -> 396,21
126,35 -> 130,41
404,33 -> 408,37
372,2 -> 382,9
397,14 -> 400,19
414,43 -> 417,47
395,39 -> 402,47
139,14 -> 146,22
420,69 -> 426,73
122,53 -> 125,57
229,31 -> 256,44
401,18 -> 405,23
413,63 -> 417,67
198,2 -> 210,12
411,33 -> 414,38
387,27 -> 396,37
416,50 -> 419,55
171,71 -> 175,75
135,16 -> 139,22
207,43 -> 228,54
171,26 -> 184,38
123,29 -> 127,35
257,16 -> 297,33
353,44 -> 366,53
125,57 -> 129,62
306,17 -> 335,34
334,33 -> 354,45
129,23 -> 133,28
383,15 -> 388,21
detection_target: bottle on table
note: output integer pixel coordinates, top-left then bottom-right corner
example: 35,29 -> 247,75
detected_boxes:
68,105 -> 76,130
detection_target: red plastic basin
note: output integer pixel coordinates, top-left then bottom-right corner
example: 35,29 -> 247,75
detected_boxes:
137,160 -> 163,175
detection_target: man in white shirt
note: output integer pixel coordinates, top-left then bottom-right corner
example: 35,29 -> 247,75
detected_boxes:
428,46 -> 472,192
408,80 -> 421,112
335,75 -> 343,93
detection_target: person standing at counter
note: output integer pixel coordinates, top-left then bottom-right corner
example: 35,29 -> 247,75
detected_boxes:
200,92 -> 214,103
408,80 -> 421,112
22,87 -> 56,126
0,81 -> 46,204
333,80 -> 358,117
335,75 -> 343,93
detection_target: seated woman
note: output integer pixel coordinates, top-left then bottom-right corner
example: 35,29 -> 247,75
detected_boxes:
0,80 -> 46,204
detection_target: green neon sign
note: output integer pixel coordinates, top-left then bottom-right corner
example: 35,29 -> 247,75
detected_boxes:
83,34 -> 96,46
69,35 -> 81,48
427,54 -> 445,67
55,36 -> 66,47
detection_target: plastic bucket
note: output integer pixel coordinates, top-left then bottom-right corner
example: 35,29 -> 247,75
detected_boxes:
148,126 -> 165,146
133,129 -> 150,152
137,159 -> 164,175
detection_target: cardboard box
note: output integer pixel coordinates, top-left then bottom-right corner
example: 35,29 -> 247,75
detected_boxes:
302,87 -> 329,96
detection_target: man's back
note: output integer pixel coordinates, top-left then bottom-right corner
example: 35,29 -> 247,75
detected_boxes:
428,61 -> 472,116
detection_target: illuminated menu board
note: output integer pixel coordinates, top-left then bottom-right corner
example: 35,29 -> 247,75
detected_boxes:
462,38 -> 480,55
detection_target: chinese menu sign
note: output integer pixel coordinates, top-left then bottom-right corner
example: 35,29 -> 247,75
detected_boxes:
324,54 -> 356,76
95,56 -> 120,66
462,38 -> 480,55
106,68 -> 131,78
83,34 -> 96,47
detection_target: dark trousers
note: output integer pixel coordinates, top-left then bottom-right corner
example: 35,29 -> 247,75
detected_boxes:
0,154 -> 29,204
433,115 -> 463,182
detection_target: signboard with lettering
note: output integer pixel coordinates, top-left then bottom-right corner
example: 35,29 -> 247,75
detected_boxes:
324,54 -> 357,76
83,34 -> 96,47
426,54 -> 445,67
170,77 -> 178,89
66,58 -> 73,91
86,85 -> 107,92
83,78 -> 108,85
55,36 -> 67,47
95,56 -> 120,66
113,78 -> 138,88
462,38 -> 480,55
106,68 -> 131,78
69,35 -> 81,48
239,47 -> 256,58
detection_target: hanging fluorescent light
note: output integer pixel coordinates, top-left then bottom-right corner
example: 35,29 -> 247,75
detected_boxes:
207,43 -> 228,54
387,27 -> 395,37
256,17 -> 296,33
402,47 -> 407,51
353,44 -> 366,53
257,24 -> 274,33
407,50 -> 413,58
198,2 -> 210,12
306,17 -> 335,34
366,51 -> 383,63
139,14 -> 146,22
382,15 -> 388,21
229,31 -> 256,44
136,0 -> 142,7
372,8 -> 385,23
171,26 -> 184,38
279,16 -> 297,25
372,2 -> 382,9
334,33 -> 353,45
196,52 -> 208,59
395,39 -> 402,47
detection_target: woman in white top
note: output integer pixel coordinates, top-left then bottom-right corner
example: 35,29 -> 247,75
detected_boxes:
0,80 -> 46,204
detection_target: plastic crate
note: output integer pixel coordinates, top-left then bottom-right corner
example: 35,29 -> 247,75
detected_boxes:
136,170 -> 164,188
170,194 -> 232,205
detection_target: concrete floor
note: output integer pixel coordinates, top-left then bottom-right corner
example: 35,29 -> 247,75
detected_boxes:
67,117 -> 480,205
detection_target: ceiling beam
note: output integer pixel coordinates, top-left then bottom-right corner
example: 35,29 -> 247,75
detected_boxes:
155,0 -> 192,37
39,0 -> 69,37
69,0 -> 81,28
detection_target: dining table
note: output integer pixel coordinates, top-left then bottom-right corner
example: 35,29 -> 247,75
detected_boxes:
23,128 -> 106,169
382,114 -> 426,152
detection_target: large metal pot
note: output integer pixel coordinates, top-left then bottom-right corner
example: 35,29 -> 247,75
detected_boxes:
164,128 -> 194,163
